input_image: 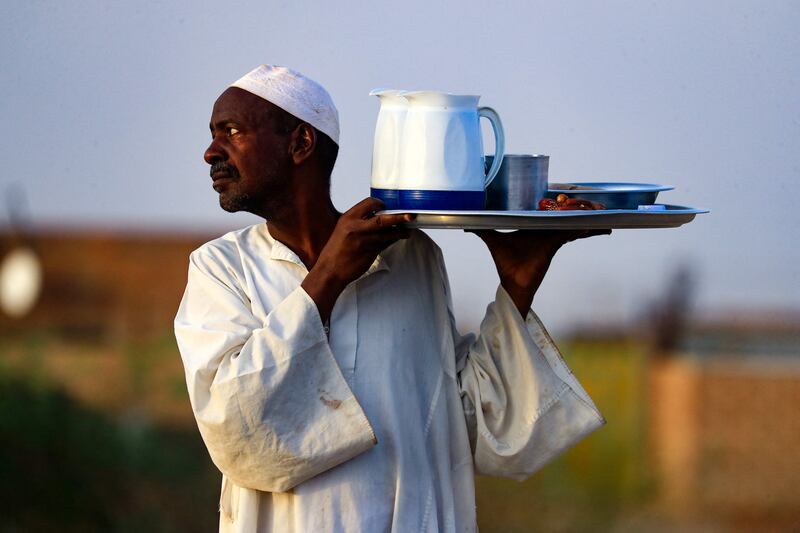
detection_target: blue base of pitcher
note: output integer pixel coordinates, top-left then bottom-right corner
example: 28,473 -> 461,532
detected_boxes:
398,189 -> 485,210
370,188 -> 399,210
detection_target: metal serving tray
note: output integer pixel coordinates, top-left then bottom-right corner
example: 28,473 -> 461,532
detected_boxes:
381,205 -> 709,230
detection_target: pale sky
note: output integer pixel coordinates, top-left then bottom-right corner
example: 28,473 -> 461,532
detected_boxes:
2,0 -> 798,332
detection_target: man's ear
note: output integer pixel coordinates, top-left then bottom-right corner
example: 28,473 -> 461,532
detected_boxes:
290,123 -> 316,165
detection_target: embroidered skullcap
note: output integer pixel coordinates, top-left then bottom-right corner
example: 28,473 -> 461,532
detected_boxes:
230,65 -> 340,145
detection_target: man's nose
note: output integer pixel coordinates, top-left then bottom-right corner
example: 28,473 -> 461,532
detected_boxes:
204,138 -> 227,165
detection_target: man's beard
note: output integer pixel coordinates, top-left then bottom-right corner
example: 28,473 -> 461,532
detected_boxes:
211,162 -> 251,213
219,191 -> 254,213
211,162 -> 291,219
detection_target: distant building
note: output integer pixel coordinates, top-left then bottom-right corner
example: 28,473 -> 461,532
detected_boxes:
0,228 -> 212,340
649,314 -> 800,526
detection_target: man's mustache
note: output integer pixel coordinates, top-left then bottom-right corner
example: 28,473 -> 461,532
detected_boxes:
210,162 -> 240,179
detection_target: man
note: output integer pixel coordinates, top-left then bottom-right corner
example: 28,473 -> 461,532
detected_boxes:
175,65 -> 606,532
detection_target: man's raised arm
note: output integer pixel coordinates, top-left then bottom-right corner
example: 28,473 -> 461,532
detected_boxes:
450,230 -> 609,478
175,198 -> 414,494
175,244 -> 376,493
301,198 -> 414,323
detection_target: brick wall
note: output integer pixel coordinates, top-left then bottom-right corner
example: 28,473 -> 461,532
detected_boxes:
649,355 -> 800,519
0,229 -> 215,340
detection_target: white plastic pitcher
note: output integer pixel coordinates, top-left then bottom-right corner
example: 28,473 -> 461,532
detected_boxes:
369,89 -> 407,209
397,91 -> 504,210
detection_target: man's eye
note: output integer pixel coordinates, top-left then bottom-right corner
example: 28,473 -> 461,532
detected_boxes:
227,127 -> 240,136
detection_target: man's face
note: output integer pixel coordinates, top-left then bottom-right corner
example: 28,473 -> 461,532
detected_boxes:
204,87 -> 293,216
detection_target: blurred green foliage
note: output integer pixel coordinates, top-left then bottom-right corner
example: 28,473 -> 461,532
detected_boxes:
0,334 -> 648,532
475,340 -> 652,532
0,336 -> 219,533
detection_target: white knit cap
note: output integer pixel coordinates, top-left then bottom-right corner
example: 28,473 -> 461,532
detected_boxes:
230,65 -> 340,145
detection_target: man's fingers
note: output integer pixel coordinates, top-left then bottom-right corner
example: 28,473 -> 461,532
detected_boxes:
348,197 -> 386,219
465,229 -> 501,244
373,212 -> 415,227
548,228 -> 610,248
570,229 -> 612,240
362,226 -> 411,244
464,228 -> 610,254
346,199 -> 416,227
353,231 -> 410,257
352,212 -> 414,231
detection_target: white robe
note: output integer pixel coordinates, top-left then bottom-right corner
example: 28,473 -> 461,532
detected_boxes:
174,224 -> 604,532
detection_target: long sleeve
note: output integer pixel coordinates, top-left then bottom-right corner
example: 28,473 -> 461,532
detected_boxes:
454,282 -> 605,480
174,249 -> 376,493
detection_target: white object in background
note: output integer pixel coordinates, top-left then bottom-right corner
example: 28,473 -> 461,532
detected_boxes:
0,247 -> 43,318
397,91 -> 504,209
369,89 -> 408,209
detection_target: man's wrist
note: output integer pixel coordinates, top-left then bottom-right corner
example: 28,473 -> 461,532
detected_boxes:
301,264 -> 347,324
499,279 -> 535,318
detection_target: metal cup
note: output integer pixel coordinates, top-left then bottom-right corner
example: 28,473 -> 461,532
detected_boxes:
484,154 -> 549,210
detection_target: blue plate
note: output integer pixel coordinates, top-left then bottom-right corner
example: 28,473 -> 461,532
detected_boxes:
546,182 -> 674,210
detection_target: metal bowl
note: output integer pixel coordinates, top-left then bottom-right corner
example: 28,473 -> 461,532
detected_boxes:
546,182 -> 673,210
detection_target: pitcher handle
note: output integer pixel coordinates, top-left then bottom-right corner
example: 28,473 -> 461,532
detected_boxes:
478,106 -> 505,188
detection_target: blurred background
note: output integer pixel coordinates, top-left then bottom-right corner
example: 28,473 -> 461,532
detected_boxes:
1,0 -> 798,531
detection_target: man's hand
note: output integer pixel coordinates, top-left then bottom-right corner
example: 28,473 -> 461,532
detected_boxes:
469,229 -> 612,317
302,198 -> 415,323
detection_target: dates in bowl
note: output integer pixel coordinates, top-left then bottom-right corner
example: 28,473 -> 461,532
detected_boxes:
545,182 -> 673,210
539,195 -> 605,211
